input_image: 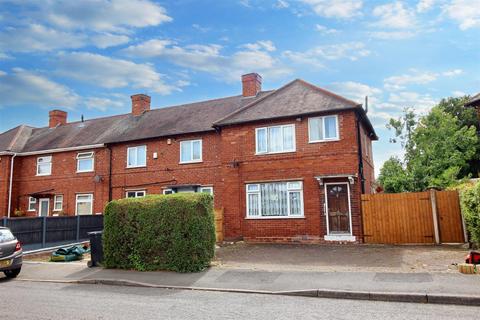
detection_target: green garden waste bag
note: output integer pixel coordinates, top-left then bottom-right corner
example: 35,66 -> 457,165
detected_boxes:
50,245 -> 90,262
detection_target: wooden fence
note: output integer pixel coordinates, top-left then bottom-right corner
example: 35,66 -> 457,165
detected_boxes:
362,190 -> 466,244
214,208 -> 224,242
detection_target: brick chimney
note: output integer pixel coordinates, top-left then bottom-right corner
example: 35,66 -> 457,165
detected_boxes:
49,110 -> 67,128
131,94 -> 151,116
242,73 -> 262,97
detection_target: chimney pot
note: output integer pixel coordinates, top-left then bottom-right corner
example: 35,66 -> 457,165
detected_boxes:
241,73 -> 262,97
49,110 -> 67,128
131,94 -> 151,116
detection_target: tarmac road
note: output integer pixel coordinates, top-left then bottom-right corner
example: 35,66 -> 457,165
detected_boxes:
0,280 -> 478,320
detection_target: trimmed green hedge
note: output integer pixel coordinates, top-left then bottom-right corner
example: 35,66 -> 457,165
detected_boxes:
103,193 -> 215,272
459,181 -> 480,247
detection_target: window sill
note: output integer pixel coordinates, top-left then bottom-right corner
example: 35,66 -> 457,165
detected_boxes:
36,174 -> 51,176
245,216 -> 305,220
179,160 -> 203,164
255,150 -> 296,156
126,165 -> 147,169
308,138 -> 340,144
76,170 -> 94,173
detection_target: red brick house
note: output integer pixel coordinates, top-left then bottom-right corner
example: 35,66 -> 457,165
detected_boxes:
0,73 -> 377,243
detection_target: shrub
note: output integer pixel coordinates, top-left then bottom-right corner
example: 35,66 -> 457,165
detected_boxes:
459,181 -> 480,246
103,193 -> 215,272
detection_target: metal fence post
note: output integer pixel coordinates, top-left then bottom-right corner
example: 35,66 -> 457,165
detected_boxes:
76,215 -> 81,241
42,216 -> 47,248
2,217 -> 7,227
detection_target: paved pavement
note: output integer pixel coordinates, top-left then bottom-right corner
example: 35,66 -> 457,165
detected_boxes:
1,281 -> 478,320
9,261 -> 480,304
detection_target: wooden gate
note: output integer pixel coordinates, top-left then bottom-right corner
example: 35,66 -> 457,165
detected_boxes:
362,190 -> 465,244
214,208 -> 224,243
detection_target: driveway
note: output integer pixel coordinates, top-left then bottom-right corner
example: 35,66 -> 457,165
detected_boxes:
214,243 -> 468,273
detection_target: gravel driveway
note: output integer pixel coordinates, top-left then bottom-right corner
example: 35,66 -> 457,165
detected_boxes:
214,243 -> 469,273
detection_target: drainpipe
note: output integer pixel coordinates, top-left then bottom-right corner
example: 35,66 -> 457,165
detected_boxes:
7,153 -> 16,218
107,145 -> 112,202
356,113 -> 365,194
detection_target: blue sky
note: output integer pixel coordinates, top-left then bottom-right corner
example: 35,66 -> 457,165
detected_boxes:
0,0 -> 479,175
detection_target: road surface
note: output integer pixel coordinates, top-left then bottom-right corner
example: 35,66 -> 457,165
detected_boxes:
0,280 -> 477,319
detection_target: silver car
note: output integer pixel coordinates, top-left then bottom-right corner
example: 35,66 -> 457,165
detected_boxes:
0,227 -> 22,278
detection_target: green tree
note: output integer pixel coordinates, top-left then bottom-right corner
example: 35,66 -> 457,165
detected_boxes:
406,107 -> 478,190
377,156 -> 412,193
385,107 -> 417,155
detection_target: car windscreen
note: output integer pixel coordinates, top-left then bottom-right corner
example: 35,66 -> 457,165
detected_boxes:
0,229 -> 15,243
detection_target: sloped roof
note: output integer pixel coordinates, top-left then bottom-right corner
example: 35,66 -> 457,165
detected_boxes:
466,93 -> 480,107
0,78 -> 378,153
215,79 -> 377,139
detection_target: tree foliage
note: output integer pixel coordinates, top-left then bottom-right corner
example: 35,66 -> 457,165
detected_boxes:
379,96 -> 479,192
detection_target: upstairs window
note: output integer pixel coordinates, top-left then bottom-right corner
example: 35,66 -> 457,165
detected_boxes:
77,152 -> 94,172
255,124 -> 295,154
308,115 -> 339,142
127,145 -> 146,168
126,190 -> 146,198
180,139 -> 202,163
37,156 -> 52,176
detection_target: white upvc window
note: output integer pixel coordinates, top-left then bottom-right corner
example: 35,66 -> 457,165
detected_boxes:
36,156 -> 52,176
163,188 -> 175,195
246,181 -> 304,218
77,152 -> 94,172
199,186 -> 213,195
126,190 -> 146,198
53,195 -> 63,211
28,197 -> 36,211
255,124 -> 295,154
180,139 -> 202,163
308,115 -> 339,142
76,194 -> 93,215
127,145 -> 147,168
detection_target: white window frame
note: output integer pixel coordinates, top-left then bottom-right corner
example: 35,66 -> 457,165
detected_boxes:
38,198 -> 49,217
308,115 -> 339,143
255,124 -> 296,155
127,145 -> 147,168
28,197 -> 36,211
179,139 -> 203,164
125,190 -> 146,198
36,156 -> 52,176
246,181 -> 304,219
53,195 -> 63,211
75,194 -> 93,215
199,186 -> 214,195
163,188 -> 175,195
76,152 -> 94,173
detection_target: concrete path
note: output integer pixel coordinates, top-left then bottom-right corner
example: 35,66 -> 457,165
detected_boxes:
9,261 -> 480,306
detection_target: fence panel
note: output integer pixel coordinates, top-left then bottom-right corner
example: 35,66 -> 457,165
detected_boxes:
45,216 -> 77,243
214,208 -> 224,243
79,215 -> 104,239
362,192 -> 435,244
436,191 -> 465,243
5,217 -> 44,245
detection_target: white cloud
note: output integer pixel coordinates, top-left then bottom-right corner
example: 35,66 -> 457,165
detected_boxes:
442,69 -> 463,77
123,39 -> 291,82
0,24 -> 85,52
452,90 -> 466,97
274,0 -> 290,9
369,30 -> 416,39
55,52 -> 179,95
387,91 -> 437,113
44,0 -> 172,32
0,68 -> 79,108
443,0 -> 480,30
301,0 -> 363,19
315,24 -> 338,34
417,0 -> 436,13
283,42 -> 370,67
328,81 -> 382,103
91,33 -> 130,49
84,96 -> 125,111
372,1 -> 416,29
384,70 -> 437,90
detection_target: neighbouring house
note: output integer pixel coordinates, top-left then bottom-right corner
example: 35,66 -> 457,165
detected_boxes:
0,73 -> 377,243
465,92 -> 480,121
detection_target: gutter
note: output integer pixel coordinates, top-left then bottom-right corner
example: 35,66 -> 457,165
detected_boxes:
0,144 -> 105,157
7,153 -> 16,218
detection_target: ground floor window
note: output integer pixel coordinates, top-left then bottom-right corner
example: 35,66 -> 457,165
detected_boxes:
28,197 -> 36,211
246,181 -> 304,218
76,194 -> 93,215
53,195 -> 63,211
199,186 -> 213,195
126,190 -> 146,198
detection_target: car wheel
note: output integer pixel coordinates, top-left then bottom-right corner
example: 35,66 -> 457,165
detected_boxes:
4,267 -> 21,278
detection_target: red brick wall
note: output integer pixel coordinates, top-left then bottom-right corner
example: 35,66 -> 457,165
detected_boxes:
1,109 -> 368,242
0,155 -> 12,216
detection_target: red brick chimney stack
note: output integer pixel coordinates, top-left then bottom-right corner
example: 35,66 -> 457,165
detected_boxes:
131,94 -> 151,116
242,73 -> 262,97
49,110 -> 67,128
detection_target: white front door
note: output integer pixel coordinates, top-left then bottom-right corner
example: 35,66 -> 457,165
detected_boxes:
39,198 -> 49,217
